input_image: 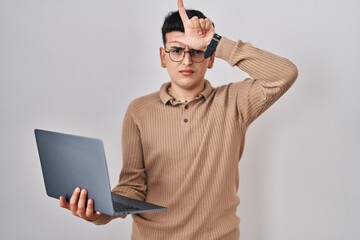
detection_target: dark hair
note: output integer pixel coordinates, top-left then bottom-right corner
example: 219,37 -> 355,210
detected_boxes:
161,9 -> 213,45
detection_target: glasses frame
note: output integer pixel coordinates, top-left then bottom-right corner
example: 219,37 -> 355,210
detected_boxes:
164,47 -> 206,63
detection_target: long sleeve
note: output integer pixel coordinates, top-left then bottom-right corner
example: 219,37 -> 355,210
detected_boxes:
113,102 -> 147,200
215,37 -> 298,125
92,102 -> 147,226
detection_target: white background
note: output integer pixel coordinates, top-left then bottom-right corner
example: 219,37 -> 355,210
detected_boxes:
1,0 -> 359,239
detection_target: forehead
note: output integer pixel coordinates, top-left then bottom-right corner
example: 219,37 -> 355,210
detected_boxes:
165,31 -> 186,47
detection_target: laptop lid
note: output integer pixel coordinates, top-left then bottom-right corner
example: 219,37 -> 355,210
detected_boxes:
34,129 -> 166,216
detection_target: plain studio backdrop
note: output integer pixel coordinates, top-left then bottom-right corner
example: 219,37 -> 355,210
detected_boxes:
1,0 -> 359,239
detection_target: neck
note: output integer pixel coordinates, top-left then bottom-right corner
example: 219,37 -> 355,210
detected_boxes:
169,81 -> 205,103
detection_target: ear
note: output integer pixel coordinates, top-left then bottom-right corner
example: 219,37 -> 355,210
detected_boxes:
160,47 -> 167,68
207,54 -> 215,69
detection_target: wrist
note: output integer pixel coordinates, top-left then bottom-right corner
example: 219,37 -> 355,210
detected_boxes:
204,33 -> 222,58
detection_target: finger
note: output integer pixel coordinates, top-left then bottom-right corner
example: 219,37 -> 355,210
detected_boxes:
59,196 -> 70,209
204,18 -> 213,33
86,199 -> 96,218
86,200 -> 102,221
69,187 -> 81,214
190,16 -> 202,35
178,0 -> 189,22
77,189 -> 88,217
199,18 -> 206,36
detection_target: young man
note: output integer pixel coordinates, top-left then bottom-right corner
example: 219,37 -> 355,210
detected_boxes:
60,0 -> 298,239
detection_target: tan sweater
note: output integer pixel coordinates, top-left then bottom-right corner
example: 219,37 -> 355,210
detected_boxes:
93,37 -> 298,240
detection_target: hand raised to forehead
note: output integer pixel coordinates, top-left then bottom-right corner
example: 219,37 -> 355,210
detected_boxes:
168,0 -> 215,51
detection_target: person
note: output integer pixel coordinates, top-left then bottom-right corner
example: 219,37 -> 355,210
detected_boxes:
59,0 -> 298,239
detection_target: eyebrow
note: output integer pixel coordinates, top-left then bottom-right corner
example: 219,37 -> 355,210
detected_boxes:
169,46 -> 184,50
169,46 -> 203,52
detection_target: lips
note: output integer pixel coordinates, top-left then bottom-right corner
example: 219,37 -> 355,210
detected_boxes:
179,68 -> 195,76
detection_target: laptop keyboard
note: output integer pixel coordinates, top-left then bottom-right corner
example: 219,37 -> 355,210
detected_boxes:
113,201 -> 141,213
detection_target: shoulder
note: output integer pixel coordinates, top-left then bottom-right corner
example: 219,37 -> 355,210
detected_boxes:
126,91 -> 160,116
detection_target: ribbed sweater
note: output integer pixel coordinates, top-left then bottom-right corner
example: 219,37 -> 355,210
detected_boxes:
93,37 -> 298,240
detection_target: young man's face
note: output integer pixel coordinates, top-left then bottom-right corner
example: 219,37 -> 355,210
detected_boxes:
160,31 -> 215,91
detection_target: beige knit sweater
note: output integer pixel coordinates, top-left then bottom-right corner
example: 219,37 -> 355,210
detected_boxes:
93,37 -> 298,240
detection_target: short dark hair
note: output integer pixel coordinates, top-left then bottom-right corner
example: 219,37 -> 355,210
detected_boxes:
161,9 -> 213,45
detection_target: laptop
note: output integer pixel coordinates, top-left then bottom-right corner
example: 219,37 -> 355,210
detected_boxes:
34,129 -> 166,216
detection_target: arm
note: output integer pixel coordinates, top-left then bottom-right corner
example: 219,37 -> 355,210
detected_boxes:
112,102 -> 147,201
174,0 -> 298,125
215,37 -> 298,125
93,102 -> 148,225
58,102 -> 146,225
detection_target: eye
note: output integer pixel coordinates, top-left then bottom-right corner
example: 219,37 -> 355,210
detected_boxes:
171,48 -> 184,55
191,50 -> 204,55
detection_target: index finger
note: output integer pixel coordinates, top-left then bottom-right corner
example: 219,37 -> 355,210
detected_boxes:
178,0 -> 189,22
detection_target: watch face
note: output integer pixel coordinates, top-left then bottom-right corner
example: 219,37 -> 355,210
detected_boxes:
214,33 -> 222,41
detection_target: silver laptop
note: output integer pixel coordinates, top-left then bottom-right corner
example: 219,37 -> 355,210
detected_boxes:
34,129 -> 166,216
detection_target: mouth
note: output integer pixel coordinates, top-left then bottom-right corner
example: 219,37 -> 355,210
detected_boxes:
179,68 -> 195,76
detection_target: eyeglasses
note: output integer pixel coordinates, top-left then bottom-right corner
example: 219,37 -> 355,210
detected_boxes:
164,47 -> 205,63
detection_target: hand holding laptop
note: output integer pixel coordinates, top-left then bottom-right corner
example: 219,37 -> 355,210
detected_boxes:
34,129 -> 166,220
59,187 -> 102,222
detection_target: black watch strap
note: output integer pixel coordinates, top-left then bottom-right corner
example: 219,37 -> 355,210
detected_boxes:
204,33 -> 222,58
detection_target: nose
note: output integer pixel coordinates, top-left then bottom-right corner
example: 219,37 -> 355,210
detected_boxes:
182,51 -> 193,65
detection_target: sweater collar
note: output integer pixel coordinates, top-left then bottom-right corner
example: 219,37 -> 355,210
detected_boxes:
159,80 -> 213,105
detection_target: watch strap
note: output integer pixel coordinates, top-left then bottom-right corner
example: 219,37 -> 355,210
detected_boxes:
204,33 -> 222,58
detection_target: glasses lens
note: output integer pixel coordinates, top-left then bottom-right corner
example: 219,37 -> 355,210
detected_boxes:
190,50 -> 205,63
170,49 -> 183,62
168,49 -> 205,63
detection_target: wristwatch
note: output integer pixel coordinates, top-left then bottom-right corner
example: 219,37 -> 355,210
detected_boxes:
204,33 -> 222,58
